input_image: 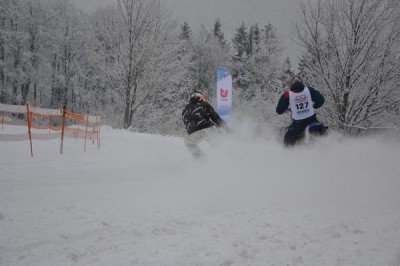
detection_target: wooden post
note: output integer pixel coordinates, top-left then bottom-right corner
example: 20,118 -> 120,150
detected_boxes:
26,103 -> 33,157
60,106 -> 66,154
96,115 -> 100,149
77,123 -> 80,141
84,111 -> 89,152
92,118 -> 95,145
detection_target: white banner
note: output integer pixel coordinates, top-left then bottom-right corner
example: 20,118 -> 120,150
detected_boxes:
216,66 -> 232,121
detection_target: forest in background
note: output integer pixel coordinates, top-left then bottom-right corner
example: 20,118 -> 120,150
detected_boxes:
1,0 -> 399,136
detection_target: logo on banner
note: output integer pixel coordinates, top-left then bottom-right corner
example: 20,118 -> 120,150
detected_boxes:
220,88 -> 228,98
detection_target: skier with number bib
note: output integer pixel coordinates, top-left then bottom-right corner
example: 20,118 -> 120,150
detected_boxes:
182,91 -> 226,159
276,76 -> 326,146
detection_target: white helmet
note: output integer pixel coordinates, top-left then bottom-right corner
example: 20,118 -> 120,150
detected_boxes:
190,91 -> 207,102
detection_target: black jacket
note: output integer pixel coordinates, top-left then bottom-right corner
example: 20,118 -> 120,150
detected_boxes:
182,99 -> 224,135
276,82 -> 325,115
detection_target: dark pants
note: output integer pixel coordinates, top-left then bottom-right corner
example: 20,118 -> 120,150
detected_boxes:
284,115 -> 325,146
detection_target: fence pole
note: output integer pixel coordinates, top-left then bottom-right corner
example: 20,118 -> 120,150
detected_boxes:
77,123 -> 80,141
26,103 -> 33,157
60,106 -> 66,154
84,111 -> 89,152
92,119 -> 95,145
96,114 -> 100,149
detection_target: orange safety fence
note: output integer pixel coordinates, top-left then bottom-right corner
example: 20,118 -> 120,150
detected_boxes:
0,103 -> 101,156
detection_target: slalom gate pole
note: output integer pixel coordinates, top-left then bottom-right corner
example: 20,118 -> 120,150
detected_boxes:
1,111 -> 3,130
26,103 -> 33,157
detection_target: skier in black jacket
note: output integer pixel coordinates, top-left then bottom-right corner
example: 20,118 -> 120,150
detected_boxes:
276,76 -> 326,146
182,91 -> 225,159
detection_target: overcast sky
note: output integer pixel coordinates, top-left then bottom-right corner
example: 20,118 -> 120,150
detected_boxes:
72,0 -> 302,65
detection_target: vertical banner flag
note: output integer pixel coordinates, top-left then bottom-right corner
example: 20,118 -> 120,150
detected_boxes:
216,66 -> 232,121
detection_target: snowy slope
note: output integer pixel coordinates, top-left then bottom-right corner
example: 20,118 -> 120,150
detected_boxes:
1,125 -> 400,266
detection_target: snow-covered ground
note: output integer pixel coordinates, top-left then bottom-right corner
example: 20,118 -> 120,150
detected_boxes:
1,123 -> 400,266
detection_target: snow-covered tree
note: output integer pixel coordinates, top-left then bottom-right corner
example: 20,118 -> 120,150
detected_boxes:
293,0 -> 400,130
231,21 -> 250,91
213,17 -> 226,46
0,1 -> 7,103
189,25 -> 230,101
47,0 -> 88,109
90,0 -> 189,131
232,21 -> 248,59
2,0 -> 29,105
90,0 -> 175,128
179,21 -> 191,41
0,0 -> 90,109
231,22 -> 283,122
279,57 -> 294,89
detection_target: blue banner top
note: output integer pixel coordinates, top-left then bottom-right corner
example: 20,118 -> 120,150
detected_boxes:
217,66 -> 231,81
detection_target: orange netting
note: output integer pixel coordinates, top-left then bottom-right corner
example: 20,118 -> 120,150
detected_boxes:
0,103 -> 101,156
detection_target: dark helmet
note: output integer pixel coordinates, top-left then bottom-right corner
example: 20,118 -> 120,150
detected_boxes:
288,75 -> 305,91
189,91 -> 207,103
288,75 -> 303,87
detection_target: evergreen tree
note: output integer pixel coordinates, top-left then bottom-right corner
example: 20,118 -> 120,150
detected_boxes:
232,21 -> 248,58
297,52 -> 316,84
231,21 -> 283,122
188,25 -> 230,101
263,23 -> 275,39
213,17 -> 226,46
251,23 -> 261,53
179,21 -> 191,40
248,25 -> 254,56
279,57 -> 294,88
